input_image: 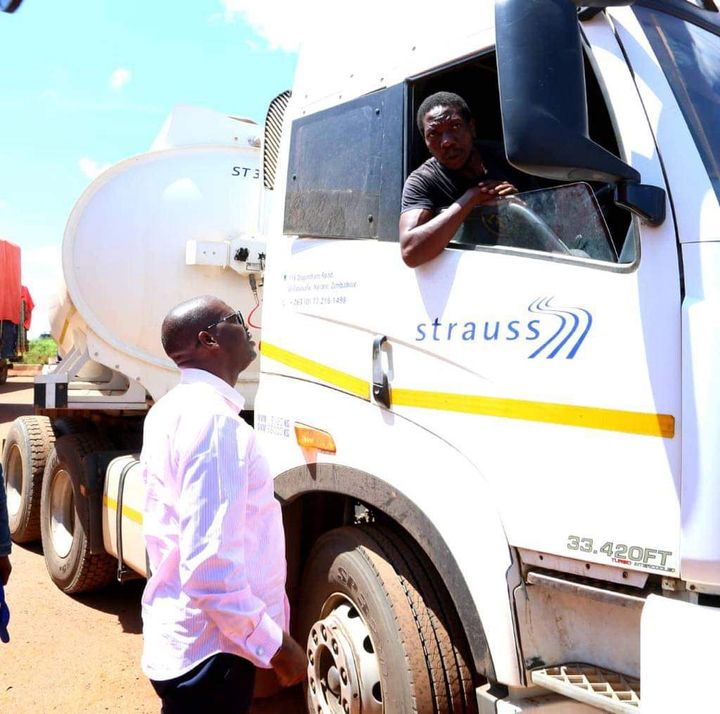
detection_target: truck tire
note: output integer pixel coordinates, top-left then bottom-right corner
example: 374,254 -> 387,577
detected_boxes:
298,525 -> 477,714
40,433 -> 117,593
1,415 -> 55,542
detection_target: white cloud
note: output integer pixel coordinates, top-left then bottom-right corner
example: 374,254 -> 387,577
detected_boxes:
21,245 -> 63,338
78,157 -> 110,180
217,1 -> 461,55
110,67 -> 132,91
219,0 -> 308,52
0,199 -> 7,210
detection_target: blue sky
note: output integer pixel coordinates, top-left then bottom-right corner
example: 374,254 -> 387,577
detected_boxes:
0,0 -> 298,335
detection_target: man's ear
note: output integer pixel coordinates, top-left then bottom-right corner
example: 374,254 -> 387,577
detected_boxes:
197,330 -> 217,348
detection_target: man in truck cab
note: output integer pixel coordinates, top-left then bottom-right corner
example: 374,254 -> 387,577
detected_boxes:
140,295 -> 306,713
399,91 -> 533,267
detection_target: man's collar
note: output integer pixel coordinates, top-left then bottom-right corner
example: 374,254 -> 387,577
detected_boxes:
179,368 -> 246,412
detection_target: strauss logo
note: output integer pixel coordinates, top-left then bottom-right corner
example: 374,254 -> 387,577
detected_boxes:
414,297 -> 593,359
527,297 -> 593,359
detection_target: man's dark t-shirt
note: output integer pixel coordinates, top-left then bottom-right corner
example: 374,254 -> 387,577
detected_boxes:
401,142 -> 535,214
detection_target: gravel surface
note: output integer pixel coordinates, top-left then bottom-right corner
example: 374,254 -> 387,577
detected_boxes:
0,376 -> 304,713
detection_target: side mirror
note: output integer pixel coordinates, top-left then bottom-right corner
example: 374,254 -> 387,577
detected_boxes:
0,0 -> 24,12
495,0 -> 665,225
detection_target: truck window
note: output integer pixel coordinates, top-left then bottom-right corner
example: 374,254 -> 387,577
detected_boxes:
284,84 -> 403,241
452,183 -> 616,261
409,49 -> 633,264
636,8 -> 720,202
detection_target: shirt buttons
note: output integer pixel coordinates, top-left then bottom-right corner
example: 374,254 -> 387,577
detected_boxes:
256,646 -> 264,657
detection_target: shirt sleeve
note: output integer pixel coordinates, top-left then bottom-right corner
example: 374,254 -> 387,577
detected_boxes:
0,466 -> 11,557
176,415 -> 283,668
401,169 -> 437,213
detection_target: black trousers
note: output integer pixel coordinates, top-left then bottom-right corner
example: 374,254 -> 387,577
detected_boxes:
151,652 -> 256,714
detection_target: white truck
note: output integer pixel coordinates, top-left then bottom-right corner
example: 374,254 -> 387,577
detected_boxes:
3,0 -> 720,711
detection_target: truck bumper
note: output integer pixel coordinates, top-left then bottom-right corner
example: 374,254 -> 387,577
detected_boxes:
642,593 -> 720,711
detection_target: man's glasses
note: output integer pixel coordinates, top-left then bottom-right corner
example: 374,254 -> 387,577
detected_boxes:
205,310 -> 247,332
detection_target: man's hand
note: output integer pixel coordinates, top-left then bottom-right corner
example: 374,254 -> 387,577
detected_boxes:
472,180 -> 518,206
0,556 -> 11,586
270,631 -> 306,687
399,180 -> 520,267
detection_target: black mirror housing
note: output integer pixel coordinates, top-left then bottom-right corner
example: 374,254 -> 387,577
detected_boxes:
495,0 -> 665,225
615,182 -> 666,225
496,0 -> 639,183
0,0 -> 23,13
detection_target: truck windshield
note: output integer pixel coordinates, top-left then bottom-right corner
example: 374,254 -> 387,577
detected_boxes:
636,9 -> 720,202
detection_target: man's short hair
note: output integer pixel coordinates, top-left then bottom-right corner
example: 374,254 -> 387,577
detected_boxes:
416,91 -> 472,133
161,295 -> 225,362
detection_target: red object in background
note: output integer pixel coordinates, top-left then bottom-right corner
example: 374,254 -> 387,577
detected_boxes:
0,240 -> 22,324
21,285 -> 34,330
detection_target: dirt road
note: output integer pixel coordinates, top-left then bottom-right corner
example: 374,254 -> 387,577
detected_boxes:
0,376 -> 303,713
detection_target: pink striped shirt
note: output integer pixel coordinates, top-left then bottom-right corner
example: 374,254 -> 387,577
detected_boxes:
140,368 -> 288,681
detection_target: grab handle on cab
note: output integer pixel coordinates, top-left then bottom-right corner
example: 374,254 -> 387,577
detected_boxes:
372,335 -> 391,409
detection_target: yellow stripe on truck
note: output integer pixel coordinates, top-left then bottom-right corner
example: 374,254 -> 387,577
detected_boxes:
391,388 -> 674,438
103,495 -> 143,524
261,341 -> 370,399
261,341 -> 675,438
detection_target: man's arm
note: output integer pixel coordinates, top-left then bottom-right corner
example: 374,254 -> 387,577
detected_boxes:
270,631 -> 307,687
177,416 -> 304,681
400,181 -> 518,267
0,467 -> 11,586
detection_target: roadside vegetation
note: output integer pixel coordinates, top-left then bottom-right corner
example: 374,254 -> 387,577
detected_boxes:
22,337 -> 57,365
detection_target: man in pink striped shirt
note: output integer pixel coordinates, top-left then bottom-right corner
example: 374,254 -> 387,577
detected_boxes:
140,295 -> 306,713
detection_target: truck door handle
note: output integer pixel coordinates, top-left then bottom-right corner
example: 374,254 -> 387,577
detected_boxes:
372,335 -> 391,408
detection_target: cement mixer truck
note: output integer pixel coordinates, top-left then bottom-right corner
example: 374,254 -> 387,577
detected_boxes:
4,0 -> 720,711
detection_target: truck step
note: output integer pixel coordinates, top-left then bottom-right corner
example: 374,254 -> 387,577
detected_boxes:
531,664 -> 640,713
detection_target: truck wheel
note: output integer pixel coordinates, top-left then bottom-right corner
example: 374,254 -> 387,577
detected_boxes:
40,433 -> 116,593
298,525 -> 477,714
1,415 -> 55,542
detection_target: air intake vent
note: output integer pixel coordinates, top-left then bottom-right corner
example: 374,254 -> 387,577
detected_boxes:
263,90 -> 291,190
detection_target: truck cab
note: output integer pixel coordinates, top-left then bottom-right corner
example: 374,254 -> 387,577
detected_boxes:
254,1 -> 720,711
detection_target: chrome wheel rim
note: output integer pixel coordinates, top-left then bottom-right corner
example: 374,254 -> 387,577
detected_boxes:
307,595 -> 382,714
49,468 -> 74,558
